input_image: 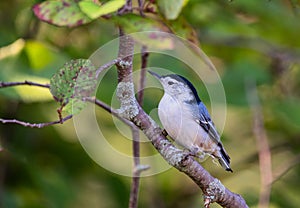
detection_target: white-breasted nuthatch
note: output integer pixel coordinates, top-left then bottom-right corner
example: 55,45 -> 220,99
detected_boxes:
149,71 -> 232,172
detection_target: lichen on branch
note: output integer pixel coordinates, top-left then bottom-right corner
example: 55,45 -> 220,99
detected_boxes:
116,82 -> 139,120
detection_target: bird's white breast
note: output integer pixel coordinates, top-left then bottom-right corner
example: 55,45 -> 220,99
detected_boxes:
158,93 -> 211,153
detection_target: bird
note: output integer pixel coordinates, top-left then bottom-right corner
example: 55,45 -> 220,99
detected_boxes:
148,70 -> 232,172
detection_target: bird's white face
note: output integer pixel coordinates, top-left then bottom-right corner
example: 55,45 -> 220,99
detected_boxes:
160,76 -> 196,103
160,76 -> 187,95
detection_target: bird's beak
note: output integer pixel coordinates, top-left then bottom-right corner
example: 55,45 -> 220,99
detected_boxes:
148,70 -> 161,79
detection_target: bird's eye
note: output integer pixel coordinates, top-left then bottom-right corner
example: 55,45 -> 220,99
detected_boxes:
168,81 -> 174,85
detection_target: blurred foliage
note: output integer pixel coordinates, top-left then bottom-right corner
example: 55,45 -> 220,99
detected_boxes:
1,0 -> 300,208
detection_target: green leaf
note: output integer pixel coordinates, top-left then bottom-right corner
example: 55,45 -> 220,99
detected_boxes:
112,14 -> 170,33
112,14 -> 173,49
167,16 -> 199,45
50,59 -> 97,115
79,0 -> 126,19
32,0 -> 92,27
157,0 -> 189,20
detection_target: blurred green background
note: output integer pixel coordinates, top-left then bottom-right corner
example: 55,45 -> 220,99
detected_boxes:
1,0 -> 300,207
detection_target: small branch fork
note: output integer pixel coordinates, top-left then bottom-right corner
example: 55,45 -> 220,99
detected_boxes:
0,58 -> 125,129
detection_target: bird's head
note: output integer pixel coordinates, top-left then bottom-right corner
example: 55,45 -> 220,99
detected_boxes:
148,70 -> 201,103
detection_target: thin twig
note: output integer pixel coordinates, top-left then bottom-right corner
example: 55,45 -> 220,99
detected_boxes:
272,154 -> 300,184
0,115 -> 72,128
246,79 -> 272,208
83,97 -> 137,129
129,127 -> 140,208
137,0 -> 145,16
137,45 -> 149,104
95,58 -> 121,78
0,80 -> 68,127
117,0 -> 133,14
129,45 -> 149,208
0,81 -> 49,88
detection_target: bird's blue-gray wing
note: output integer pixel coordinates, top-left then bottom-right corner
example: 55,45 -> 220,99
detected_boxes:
196,102 -> 220,143
196,102 -> 232,171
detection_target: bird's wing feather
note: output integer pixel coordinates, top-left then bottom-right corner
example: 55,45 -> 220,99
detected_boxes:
196,102 -> 221,144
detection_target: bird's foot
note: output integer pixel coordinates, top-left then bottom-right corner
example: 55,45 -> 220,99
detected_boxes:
184,147 -> 200,157
186,147 -> 208,162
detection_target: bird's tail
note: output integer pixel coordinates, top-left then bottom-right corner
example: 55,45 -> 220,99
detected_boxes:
217,143 -> 232,172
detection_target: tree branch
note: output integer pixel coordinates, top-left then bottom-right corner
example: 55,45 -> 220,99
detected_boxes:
115,33 -> 248,207
128,45 -> 149,208
114,27 -> 142,208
